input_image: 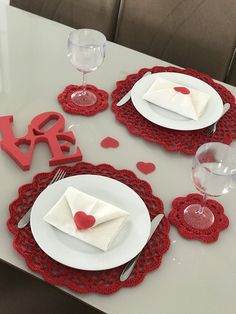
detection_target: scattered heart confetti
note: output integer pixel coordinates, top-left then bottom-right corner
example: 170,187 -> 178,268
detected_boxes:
74,211 -> 96,230
136,162 -> 156,174
174,86 -> 190,95
100,136 -> 119,148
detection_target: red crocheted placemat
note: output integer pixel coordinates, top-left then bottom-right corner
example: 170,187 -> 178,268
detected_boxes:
7,162 -> 170,295
58,84 -> 109,116
111,66 -> 236,155
168,193 -> 229,243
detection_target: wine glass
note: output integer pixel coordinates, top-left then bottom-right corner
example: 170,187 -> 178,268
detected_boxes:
184,142 -> 236,229
67,29 -> 106,106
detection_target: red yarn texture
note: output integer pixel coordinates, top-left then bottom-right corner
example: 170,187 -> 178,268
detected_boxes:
111,66 -> 236,155
7,162 -> 170,295
168,193 -> 229,243
58,84 -> 109,116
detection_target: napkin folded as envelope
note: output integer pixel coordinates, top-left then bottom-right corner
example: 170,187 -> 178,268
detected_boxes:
43,186 -> 129,251
143,77 -> 211,120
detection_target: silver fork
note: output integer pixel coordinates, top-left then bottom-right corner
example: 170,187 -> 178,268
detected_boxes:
17,169 -> 67,229
206,103 -> 230,135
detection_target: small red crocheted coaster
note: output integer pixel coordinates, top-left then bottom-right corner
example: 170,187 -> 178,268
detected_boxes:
7,162 -> 170,295
168,193 -> 229,243
58,84 -> 109,116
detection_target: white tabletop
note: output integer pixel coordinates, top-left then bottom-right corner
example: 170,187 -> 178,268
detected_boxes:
1,3 -> 236,314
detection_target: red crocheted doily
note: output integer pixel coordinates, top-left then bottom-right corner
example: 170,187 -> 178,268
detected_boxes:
58,84 -> 109,116
7,162 -> 170,295
111,66 -> 236,155
168,193 -> 229,243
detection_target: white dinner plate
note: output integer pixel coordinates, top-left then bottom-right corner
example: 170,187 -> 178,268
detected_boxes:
131,72 -> 223,130
30,174 -> 151,270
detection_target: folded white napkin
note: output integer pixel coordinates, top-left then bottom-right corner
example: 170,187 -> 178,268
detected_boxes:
143,77 -> 210,120
43,186 -> 129,251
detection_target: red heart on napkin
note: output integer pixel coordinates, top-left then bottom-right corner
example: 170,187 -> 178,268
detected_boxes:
100,136 -> 119,148
174,87 -> 190,95
136,162 -> 156,174
74,211 -> 96,230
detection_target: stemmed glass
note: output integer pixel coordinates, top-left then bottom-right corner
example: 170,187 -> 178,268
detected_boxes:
184,142 -> 236,229
67,29 -> 106,106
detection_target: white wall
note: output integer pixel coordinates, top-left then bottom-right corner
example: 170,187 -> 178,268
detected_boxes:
0,0 -> 10,4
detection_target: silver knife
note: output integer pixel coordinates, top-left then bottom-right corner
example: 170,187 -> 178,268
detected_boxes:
208,103 -> 230,134
116,71 -> 152,107
120,213 -> 164,282
17,209 -> 32,229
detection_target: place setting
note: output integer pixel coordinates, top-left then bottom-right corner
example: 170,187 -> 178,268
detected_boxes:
111,66 -> 236,155
7,162 -> 170,294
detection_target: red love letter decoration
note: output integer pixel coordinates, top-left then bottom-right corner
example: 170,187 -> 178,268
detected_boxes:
0,112 -> 82,170
74,211 -> 96,230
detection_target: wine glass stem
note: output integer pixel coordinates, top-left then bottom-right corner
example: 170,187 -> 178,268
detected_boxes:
197,193 -> 207,214
81,72 -> 87,95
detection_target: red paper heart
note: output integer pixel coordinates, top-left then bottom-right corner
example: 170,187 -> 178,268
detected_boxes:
136,162 -> 156,174
174,87 -> 190,95
100,136 -> 119,148
74,211 -> 96,230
